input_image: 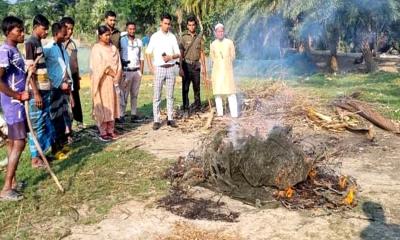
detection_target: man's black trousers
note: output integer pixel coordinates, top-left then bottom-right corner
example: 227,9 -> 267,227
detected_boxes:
72,73 -> 83,123
182,61 -> 201,110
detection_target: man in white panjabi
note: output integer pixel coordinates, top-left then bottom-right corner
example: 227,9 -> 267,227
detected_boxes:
210,23 -> 238,118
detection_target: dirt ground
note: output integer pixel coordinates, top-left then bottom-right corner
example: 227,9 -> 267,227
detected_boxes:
65,87 -> 400,240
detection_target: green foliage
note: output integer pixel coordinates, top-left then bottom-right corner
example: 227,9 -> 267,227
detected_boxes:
3,0 -> 400,55
112,0 -> 176,34
0,1 -> 9,21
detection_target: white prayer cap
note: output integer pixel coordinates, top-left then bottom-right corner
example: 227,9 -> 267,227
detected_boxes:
214,23 -> 224,31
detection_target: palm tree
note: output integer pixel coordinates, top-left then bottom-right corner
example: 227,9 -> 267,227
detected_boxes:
285,0 -> 400,73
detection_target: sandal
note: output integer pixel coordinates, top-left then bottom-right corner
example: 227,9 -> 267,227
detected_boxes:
54,151 -> 68,161
0,189 -> 23,201
108,132 -> 119,140
12,181 -> 27,193
61,145 -> 72,154
98,134 -> 111,142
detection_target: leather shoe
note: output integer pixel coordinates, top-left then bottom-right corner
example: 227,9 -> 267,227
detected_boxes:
152,122 -> 161,130
167,120 -> 178,128
115,116 -> 125,123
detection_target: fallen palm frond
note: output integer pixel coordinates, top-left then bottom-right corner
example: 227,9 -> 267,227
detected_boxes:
305,107 -> 371,134
333,97 -> 400,133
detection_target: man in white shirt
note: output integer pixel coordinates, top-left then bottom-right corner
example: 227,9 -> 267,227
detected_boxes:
146,13 -> 180,130
120,22 -> 144,122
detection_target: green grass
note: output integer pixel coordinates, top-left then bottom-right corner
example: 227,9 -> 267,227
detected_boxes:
0,76 -> 197,239
1,72 -> 400,238
289,72 -> 400,119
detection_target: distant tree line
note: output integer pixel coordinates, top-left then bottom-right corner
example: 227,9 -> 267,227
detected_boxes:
1,0 -> 400,72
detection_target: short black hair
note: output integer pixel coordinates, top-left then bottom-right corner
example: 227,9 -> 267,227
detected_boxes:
160,13 -> 172,21
186,15 -> 197,25
60,17 -> 75,26
105,11 -> 117,19
126,21 -> 136,27
98,25 -> 110,36
33,14 -> 50,28
51,22 -> 65,37
1,16 -> 24,36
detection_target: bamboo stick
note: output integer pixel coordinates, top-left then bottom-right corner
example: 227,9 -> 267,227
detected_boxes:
24,55 -> 64,193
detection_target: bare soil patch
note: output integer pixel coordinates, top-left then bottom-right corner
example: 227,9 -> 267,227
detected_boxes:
65,82 -> 400,240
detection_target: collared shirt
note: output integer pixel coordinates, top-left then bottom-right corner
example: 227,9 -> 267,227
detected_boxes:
142,36 -> 149,47
146,30 -> 180,67
43,40 -> 72,89
25,35 -> 51,90
110,28 -> 121,51
120,35 -> 144,69
179,31 -> 203,62
63,38 -> 79,76
0,43 -> 27,124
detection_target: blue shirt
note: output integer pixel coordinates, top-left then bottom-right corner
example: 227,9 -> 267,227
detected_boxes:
142,36 -> 149,47
0,42 -> 27,124
43,40 -> 71,89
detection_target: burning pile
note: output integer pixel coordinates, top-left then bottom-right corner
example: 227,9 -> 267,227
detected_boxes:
162,82 -> 360,212
165,125 -> 358,210
278,166 -> 358,209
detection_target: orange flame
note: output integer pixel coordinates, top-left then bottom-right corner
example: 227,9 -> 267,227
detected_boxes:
278,187 -> 295,199
286,187 -> 294,198
343,186 -> 356,205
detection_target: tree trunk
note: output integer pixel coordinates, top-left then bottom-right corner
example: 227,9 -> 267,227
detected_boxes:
361,41 -> 377,73
175,9 -> 183,36
328,27 -> 340,73
308,34 -> 313,50
299,38 -> 312,59
196,15 -> 204,32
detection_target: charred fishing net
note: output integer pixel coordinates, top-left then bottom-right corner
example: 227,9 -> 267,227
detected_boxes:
161,82 -> 359,213
164,126 -> 358,210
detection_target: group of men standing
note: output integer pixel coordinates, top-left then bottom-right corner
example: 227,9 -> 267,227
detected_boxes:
25,15 -> 84,168
0,14 -> 83,200
145,14 -> 239,129
0,10 -> 239,201
103,11 -> 238,131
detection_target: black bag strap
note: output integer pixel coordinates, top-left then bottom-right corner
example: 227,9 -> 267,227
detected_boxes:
183,32 -> 202,59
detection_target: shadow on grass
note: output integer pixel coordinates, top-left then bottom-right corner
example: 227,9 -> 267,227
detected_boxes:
31,104 -> 156,191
